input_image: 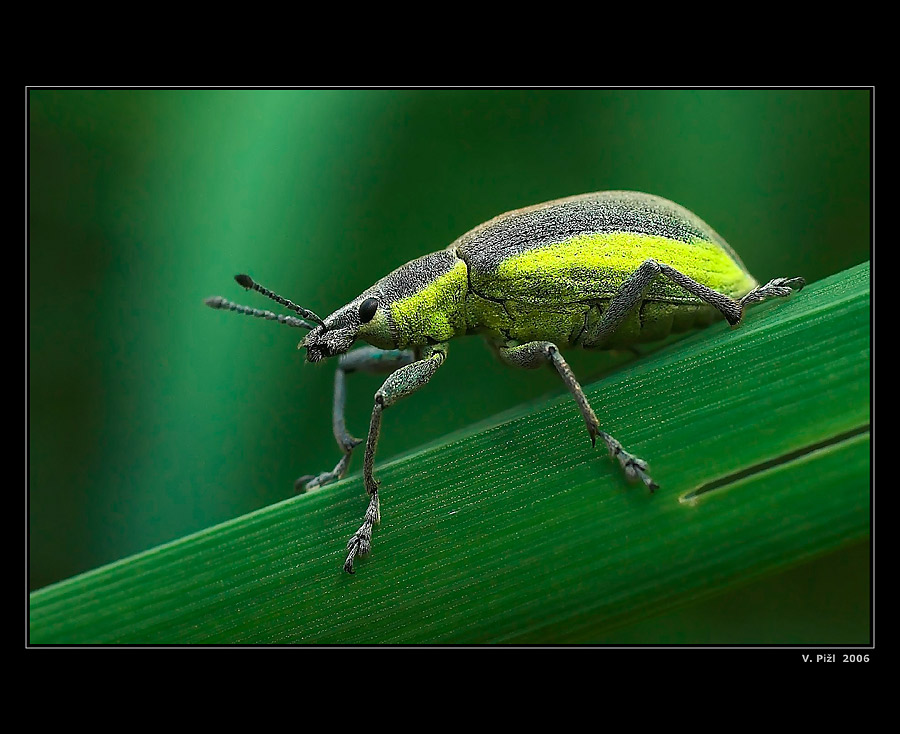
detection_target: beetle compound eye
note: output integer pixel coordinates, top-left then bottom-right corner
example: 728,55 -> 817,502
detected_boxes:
359,297 -> 379,323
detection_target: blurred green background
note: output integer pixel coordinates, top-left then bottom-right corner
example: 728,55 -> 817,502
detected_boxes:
29,90 -> 870,617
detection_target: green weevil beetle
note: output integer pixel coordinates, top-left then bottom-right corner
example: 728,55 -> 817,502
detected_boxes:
206,190 -> 804,573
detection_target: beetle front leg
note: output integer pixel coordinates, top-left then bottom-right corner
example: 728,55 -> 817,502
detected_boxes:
344,344 -> 447,574
296,346 -> 414,493
497,340 -> 658,491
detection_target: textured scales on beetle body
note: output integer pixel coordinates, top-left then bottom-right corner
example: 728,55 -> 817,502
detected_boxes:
206,190 -> 804,573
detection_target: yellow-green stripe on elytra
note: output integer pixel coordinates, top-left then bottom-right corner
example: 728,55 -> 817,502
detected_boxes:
487,231 -> 757,304
389,260 -> 468,346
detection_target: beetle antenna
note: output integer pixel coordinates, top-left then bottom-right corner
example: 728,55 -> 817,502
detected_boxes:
234,274 -> 326,328
204,296 -> 316,330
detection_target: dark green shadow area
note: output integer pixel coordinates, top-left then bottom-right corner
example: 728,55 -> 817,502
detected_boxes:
595,540 -> 869,645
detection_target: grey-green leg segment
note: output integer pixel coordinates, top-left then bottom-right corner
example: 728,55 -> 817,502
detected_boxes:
739,276 -> 806,309
344,343 -> 448,573
296,347 -> 414,493
497,340 -> 658,491
591,260 -> 804,345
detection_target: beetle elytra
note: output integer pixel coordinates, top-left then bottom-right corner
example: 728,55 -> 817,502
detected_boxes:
206,190 -> 804,573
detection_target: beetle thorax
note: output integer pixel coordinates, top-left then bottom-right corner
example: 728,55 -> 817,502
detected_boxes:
380,251 -> 469,348
301,250 -> 470,361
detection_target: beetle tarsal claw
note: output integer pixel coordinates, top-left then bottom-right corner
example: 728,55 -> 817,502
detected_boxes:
597,431 -> 658,491
623,457 -> 659,492
343,542 -> 361,574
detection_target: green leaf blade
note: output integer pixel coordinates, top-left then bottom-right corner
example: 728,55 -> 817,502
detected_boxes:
30,262 -> 871,644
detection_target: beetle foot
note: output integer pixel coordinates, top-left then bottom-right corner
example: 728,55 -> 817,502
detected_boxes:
740,276 -> 806,307
295,471 -> 334,493
343,530 -> 370,574
599,432 -> 659,492
620,454 -> 659,492
343,492 -> 380,573
295,451 -> 354,494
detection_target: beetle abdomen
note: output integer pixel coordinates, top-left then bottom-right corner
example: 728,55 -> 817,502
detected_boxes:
453,191 -> 757,307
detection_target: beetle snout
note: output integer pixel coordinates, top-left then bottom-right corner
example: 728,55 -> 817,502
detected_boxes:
304,345 -> 328,363
300,326 -> 356,363
299,332 -> 329,363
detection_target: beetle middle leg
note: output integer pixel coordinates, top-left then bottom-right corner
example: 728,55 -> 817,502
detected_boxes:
296,346 -> 414,493
497,340 -> 658,491
343,343 -> 448,574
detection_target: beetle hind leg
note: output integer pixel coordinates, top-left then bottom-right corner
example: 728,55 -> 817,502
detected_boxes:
592,260 -> 804,343
496,340 -> 658,491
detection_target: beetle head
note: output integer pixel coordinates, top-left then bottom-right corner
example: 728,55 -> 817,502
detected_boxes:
207,253 -> 463,363
300,289 -> 396,362
205,273 -> 401,364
